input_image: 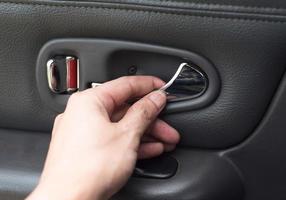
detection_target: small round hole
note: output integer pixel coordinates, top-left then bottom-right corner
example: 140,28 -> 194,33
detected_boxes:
128,66 -> 137,75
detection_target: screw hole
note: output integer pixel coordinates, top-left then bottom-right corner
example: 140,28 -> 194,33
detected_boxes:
128,66 -> 137,75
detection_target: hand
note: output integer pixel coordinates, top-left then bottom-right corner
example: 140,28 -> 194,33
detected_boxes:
27,76 -> 180,200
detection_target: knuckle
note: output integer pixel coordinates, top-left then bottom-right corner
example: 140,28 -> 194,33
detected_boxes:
68,92 -> 92,106
54,114 -> 63,123
126,76 -> 137,84
120,75 -> 136,86
148,97 -> 161,111
67,91 -> 105,113
119,122 -> 140,140
68,92 -> 82,104
120,122 -> 133,134
52,114 -> 64,137
120,76 -> 136,93
133,100 -> 153,121
118,76 -> 129,82
145,97 -> 160,112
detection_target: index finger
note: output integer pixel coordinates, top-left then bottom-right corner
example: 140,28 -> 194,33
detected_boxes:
84,76 -> 165,116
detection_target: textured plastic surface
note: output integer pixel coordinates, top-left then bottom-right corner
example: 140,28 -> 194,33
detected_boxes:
0,129 -> 244,200
114,150 -> 244,200
225,72 -> 286,199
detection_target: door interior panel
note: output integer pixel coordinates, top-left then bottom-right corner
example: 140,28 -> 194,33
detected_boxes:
1,0 -> 286,199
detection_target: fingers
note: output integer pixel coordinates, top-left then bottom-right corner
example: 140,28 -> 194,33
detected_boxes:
136,117 -> 180,159
141,135 -> 177,150
119,90 -> 167,138
83,76 -> 165,116
164,143 -> 176,152
141,120 -> 180,145
137,142 -> 164,159
148,119 -> 180,144
113,101 -> 180,146
137,142 -> 176,159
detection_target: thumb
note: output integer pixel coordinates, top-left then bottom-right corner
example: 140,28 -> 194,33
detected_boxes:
118,90 -> 166,138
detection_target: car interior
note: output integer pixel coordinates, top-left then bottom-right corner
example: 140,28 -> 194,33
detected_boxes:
1,0 -> 286,199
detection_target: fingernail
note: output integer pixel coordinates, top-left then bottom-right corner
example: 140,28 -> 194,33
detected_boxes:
149,90 -> 166,109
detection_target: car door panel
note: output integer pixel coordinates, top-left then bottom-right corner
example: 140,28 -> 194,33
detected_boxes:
0,0 -> 286,199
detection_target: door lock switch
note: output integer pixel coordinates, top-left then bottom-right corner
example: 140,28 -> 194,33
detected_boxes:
47,56 -> 78,94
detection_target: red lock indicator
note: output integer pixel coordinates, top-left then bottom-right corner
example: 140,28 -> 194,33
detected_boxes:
66,56 -> 78,92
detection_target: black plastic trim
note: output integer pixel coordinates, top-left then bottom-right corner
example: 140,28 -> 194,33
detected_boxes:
133,155 -> 178,179
0,128 -> 244,200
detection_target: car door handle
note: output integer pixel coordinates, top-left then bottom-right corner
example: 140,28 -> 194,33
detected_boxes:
36,39 -> 220,114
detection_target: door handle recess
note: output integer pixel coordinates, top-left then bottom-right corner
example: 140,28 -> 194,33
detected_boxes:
36,39 -> 220,113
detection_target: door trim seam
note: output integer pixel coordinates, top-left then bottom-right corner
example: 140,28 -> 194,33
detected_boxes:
1,1 -> 286,23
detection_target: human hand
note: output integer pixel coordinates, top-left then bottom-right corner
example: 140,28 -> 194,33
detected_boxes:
27,76 -> 180,200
